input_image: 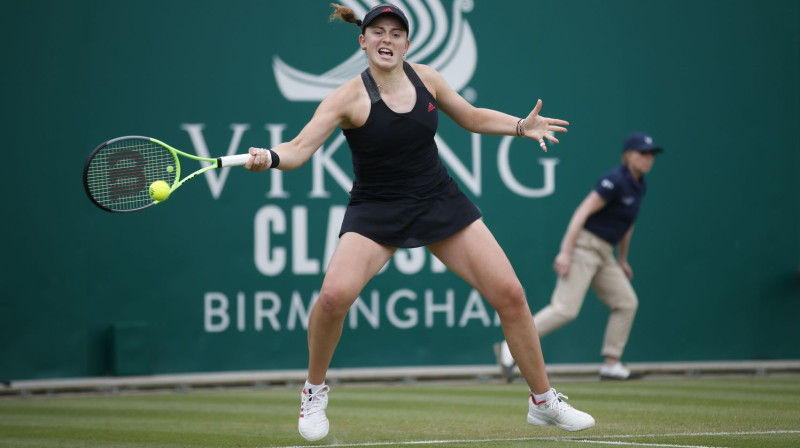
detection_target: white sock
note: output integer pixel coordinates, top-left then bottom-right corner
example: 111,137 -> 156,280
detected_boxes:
304,380 -> 325,394
532,388 -> 556,404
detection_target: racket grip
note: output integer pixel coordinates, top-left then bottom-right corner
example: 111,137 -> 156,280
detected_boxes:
217,154 -> 251,167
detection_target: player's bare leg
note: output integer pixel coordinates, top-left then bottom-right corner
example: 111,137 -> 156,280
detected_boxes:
298,232 -> 395,441
427,220 -> 549,392
307,232 -> 395,383
428,220 -> 594,431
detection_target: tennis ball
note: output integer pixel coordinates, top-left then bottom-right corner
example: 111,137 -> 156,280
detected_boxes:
149,180 -> 170,202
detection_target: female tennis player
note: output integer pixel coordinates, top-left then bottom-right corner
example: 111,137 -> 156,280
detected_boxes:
245,3 -> 595,441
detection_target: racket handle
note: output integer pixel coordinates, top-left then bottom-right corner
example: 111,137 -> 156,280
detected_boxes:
217,154 -> 251,167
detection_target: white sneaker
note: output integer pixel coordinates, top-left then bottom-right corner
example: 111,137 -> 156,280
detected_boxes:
298,385 -> 330,441
599,363 -> 643,381
527,389 -> 595,431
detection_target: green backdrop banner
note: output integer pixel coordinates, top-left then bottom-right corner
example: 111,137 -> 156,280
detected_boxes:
2,0 -> 798,381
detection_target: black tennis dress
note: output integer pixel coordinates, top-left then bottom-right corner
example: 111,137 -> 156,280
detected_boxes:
339,62 -> 482,248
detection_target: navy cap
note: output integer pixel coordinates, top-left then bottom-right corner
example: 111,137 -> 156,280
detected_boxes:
361,3 -> 409,34
623,132 -> 663,154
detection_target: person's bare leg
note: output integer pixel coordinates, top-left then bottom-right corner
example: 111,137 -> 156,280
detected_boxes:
429,220 -> 595,432
428,220 -> 549,393
299,233 -> 396,441
307,232 -> 395,384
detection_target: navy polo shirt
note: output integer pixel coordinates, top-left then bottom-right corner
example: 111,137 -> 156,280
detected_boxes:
584,164 -> 646,246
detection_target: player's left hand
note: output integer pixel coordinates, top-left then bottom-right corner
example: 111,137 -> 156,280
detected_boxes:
520,99 -> 569,152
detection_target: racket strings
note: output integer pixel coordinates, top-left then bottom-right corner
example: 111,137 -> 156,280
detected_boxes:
85,139 -> 178,211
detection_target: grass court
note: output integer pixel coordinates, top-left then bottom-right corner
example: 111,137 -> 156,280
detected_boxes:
1,375 -> 798,448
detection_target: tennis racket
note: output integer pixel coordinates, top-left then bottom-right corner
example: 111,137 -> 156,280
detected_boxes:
83,135 -> 251,212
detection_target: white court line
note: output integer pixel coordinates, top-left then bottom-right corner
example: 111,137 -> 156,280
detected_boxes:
588,430 -> 800,439
262,430 -> 800,448
569,441 -> 728,448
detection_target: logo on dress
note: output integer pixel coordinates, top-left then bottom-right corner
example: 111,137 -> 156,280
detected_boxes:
601,179 -> 615,190
272,0 -> 477,101
622,196 -> 635,205
428,102 -> 436,112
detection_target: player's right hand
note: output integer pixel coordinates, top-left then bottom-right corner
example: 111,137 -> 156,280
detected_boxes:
245,147 -> 273,172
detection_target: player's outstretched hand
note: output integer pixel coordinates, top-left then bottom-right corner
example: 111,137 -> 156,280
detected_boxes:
520,99 -> 569,152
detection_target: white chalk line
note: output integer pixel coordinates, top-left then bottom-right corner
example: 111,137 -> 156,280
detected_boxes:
261,430 -> 800,448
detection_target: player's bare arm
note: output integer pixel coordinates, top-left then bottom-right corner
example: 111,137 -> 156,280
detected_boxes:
414,63 -> 568,149
246,78 -> 364,172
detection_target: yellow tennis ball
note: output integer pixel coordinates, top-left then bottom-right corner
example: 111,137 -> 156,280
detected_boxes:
149,180 -> 170,201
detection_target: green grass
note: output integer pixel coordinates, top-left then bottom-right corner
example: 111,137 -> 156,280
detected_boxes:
1,376 -> 799,447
